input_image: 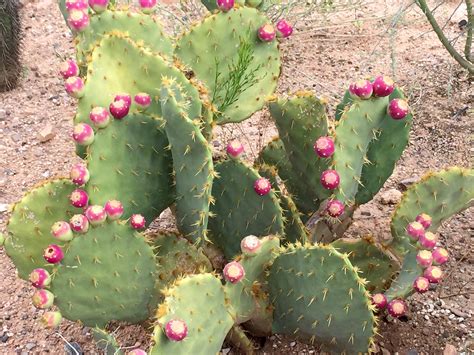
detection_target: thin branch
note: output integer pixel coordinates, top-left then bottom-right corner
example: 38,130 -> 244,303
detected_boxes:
416,0 -> 474,73
466,0 -> 473,61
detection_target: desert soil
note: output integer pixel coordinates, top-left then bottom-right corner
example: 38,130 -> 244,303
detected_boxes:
0,0 -> 472,354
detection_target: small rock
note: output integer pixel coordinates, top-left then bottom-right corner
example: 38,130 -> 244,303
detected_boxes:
38,124 -> 55,143
407,350 -> 418,355
399,176 -> 419,190
221,348 -> 230,355
0,333 -> 9,343
443,343 -> 457,355
380,189 -> 402,205
450,308 -> 468,318
290,341 -> 296,347
25,342 -> 36,350
0,109 -> 6,121
0,203 -> 8,213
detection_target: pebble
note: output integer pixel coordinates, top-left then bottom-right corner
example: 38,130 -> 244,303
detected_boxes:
0,109 -> 6,121
0,333 -> 9,343
290,341 -> 296,347
38,124 -> 55,143
0,203 -> 8,213
443,343 -> 457,355
25,342 -> 36,350
380,189 -> 402,205
449,308 -> 468,318
221,348 -> 230,354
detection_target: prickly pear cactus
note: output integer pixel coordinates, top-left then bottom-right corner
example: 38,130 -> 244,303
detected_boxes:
0,0 -> 21,91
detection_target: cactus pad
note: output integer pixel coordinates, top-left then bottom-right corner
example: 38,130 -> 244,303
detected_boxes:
85,113 -> 174,224
208,159 -> 284,258
268,244 -> 376,353
150,273 -> 234,354
51,221 -> 157,327
5,179 -> 81,279
175,7 -> 280,123
92,328 -> 124,355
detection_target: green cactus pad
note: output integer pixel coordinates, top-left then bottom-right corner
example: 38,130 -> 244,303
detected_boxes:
51,221 -> 156,327
269,93 -> 331,209
225,236 -> 279,323
384,247 -> 421,301
333,95 -> 392,204
85,113 -> 173,224
355,88 -> 413,204
208,159 -> 284,259
75,33 -> 201,127
92,328 -> 124,355
200,0 -> 245,11
389,167 -> 474,255
5,179 -> 81,279
175,7 -> 280,123
75,10 -> 173,67
150,273 -> 234,354
268,244 -> 376,353
331,238 -> 398,293
258,138 -> 316,216
160,80 -> 214,242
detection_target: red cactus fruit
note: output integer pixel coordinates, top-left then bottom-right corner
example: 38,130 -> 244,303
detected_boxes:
226,140 -> 244,158
371,293 -> 388,310
72,123 -> 95,146
134,92 -> 152,110
320,169 -> 340,190
165,319 -> 188,341
29,268 -> 51,289
388,98 -> 409,120
105,200 -> 124,220
130,214 -> 146,229
406,221 -> 425,241
32,289 -> 55,309
51,221 -> 74,242
43,244 -> 64,264
349,79 -> 373,99
69,189 -> 89,208
413,276 -> 430,293
254,177 -> 271,196
85,205 -> 107,225
424,266 -> 443,283
432,247 -> 449,265
223,261 -> 245,283
216,0 -> 234,12
70,163 -> 90,186
416,250 -> 433,268
89,107 -> 110,128
65,76 -> 85,98
240,235 -> 262,255
258,24 -> 276,42
326,199 -> 344,218
40,311 -> 62,329
418,231 -> 437,250
88,0 -> 108,13
387,299 -> 407,318
67,10 -> 90,32
65,0 -> 88,11
372,76 -> 395,97
276,19 -> 293,38
69,214 -> 90,233
415,213 -> 432,229
114,93 -> 132,107
110,99 -> 130,119
59,59 -> 79,79
313,136 -> 335,158
138,0 -> 156,13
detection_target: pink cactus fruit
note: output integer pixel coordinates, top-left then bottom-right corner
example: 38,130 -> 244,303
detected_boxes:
165,319 -> 188,341
51,221 -> 74,242
105,200 -> 124,220
418,231 -> 437,250
416,250 -> 433,268
69,214 -> 90,233
114,93 -> 132,107
130,214 -> 146,229
127,350 -> 147,355
413,276 -> 430,293
424,266 -> 443,283
44,244 -> 64,264
320,169 -> 340,190
223,261 -> 245,284
72,123 -> 95,146
257,24 -> 276,42
226,140 -> 244,158
85,205 -> 107,225
276,19 -> 293,38
253,177 -> 271,196
139,0 -> 156,13
313,136 -> 335,158
432,247 -> 449,265
89,107 -> 111,128
65,76 -> 85,98
371,76 -> 395,97
110,99 -> 130,120
134,92 -> 152,110
69,189 -> 89,208
349,79 -> 373,99
65,0 -> 88,11
29,268 -> 51,289
240,235 -> 262,255
32,289 -> 55,309
88,0 -> 108,13
388,98 -> 409,120
216,0 -> 234,12
371,293 -> 388,310
326,199 -> 345,218
67,10 -> 90,32
406,221 -> 425,241
70,163 -> 90,186
387,299 -> 407,318
40,311 -> 62,329
59,59 -> 79,79
415,213 -> 432,229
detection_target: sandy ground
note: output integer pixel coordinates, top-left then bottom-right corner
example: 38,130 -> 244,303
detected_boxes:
0,0 -> 472,353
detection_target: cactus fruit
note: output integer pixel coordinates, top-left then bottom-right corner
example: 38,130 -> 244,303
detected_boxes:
68,10 -> 90,32
60,59 -> 79,79
0,0 -> 22,92
418,231 -> 437,249
223,261 -> 245,283
128,350 -> 146,355
104,200 -> 124,220
416,250 -> 433,268
372,76 -> 395,97
51,221 -> 74,241
40,312 -> 62,328
240,235 -> 262,255
276,19 -> 293,38
226,140 -> 245,158
165,319 -> 188,341
406,221 -> 425,240
416,213 -> 432,229
72,123 -> 95,145
138,0 -> 157,14
413,276 -> 430,293
69,214 -> 89,233
258,24 -> 276,42
70,163 -> 89,185
372,293 -> 388,309
29,269 -> 51,288
43,244 -> 64,264
217,0 -> 234,12
89,107 -> 110,128
134,93 -> 151,110
424,266 -> 443,283
432,247 -> 449,265
65,0 -> 88,11
130,214 -> 146,229
32,289 -> 55,309
320,169 -> 340,190
109,99 -> 130,119
326,199 -> 345,217
254,177 -> 272,195
388,98 -> 409,120
69,189 -> 89,208
65,76 -> 85,98
88,0 -> 108,13
387,299 -> 407,318
349,79 -> 373,99
313,136 -> 335,158
85,205 -> 107,225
